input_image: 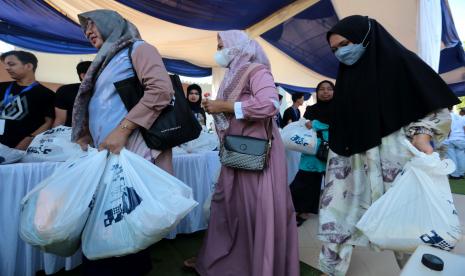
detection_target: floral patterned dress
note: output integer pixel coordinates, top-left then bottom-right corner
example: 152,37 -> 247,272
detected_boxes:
318,108 -> 451,275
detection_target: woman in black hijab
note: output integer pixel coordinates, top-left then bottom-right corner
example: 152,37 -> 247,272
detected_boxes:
290,80 -> 334,227
318,15 -> 459,275
186,83 -> 207,126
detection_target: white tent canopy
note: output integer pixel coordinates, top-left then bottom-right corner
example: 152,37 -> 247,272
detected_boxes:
4,0 -> 452,88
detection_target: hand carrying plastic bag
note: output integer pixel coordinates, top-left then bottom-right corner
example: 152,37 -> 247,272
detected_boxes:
82,148 -> 198,260
0,143 -> 25,164
280,119 -> 318,154
19,148 -> 107,256
21,126 -> 82,162
356,139 -> 462,253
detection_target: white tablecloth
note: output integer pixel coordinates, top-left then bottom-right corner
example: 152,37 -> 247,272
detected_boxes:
0,151 -> 221,276
168,151 -> 221,238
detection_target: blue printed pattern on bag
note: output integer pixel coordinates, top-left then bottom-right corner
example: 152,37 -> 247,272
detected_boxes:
420,230 -> 455,251
290,135 -> 309,147
42,127 -> 68,135
103,164 -> 143,227
447,200 -> 459,216
26,144 -> 52,155
88,193 -> 97,210
26,127 -> 69,155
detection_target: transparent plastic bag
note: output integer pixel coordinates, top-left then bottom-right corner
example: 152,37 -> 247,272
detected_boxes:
20,148 -> 107,256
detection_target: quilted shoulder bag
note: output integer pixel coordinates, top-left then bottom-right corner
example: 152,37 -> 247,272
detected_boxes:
220,119 -> 273,171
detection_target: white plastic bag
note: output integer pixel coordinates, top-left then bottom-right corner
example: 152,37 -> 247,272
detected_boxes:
82,149 -> 198,260
179,130 -> 219,154
19,148 -> 107,256
0,143 -> 25,164
356,139 -> 462,253
21,126 -> 81,162
172,146 -> 188,155
280,119 -> 318,154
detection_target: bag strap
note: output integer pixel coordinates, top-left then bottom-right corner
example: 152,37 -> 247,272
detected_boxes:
316,129 -> 328,142
127,42 -> 178,102
224,63 -> 274,143
222,63 -> 266,102
127,42 -> 137,79
265,117 -> 274,142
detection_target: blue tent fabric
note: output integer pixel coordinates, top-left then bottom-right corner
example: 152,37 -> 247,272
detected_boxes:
0,0 -> 96,54
441,0 -> 461,48
261,0 -> 339,78
449,81 -> 465,97
439,43 -> 465,74
0,0 -> 462,88
163,58 -> 212,77
116,0 -> 294,31
277,83 -> 315,100
438,0 -> 465,74
0,22 -> 97,55
0,0 -> 340,79
0,1 -> 212,76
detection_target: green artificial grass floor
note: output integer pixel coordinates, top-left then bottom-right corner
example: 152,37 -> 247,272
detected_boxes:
450,178 -> 465,195
44,231 -> 321,276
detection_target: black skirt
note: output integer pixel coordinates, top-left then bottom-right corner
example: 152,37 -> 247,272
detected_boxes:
290,170 -> 323,214
82,247 -> 152,276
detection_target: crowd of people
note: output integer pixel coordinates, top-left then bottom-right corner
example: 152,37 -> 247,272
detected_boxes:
444,107 -> 465,179
0,9 -> 462,276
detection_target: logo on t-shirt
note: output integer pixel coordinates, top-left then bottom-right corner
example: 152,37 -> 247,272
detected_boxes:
0,95 -> 28,120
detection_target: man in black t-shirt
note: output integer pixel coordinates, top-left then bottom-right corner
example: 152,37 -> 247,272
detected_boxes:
0,50 -> 55,149
282,92 -> 304,127
53,61 -> 91,127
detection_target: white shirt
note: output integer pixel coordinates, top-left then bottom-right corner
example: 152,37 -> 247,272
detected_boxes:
449,112 -> 465,141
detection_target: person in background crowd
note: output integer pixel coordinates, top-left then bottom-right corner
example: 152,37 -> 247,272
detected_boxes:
290,80 -> 334,227
275,85 -> 286,128
193,30 -> 299,276
319,15 -> 459,275
186,83 -> 206,126
0,50 -> 54,149
73,10 -> 174,276
53,61 -> 91,127
282,92 -> 304,126
459,107 -> 465,116
445,107 -> 465,179
276,93 -> 284,128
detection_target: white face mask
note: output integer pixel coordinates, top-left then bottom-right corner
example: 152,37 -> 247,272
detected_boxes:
214,48 -> 232,67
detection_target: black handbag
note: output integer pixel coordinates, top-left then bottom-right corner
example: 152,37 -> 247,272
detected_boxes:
219,120 -> 273,171
316,130 -> 329,162
114,43 -> 202,150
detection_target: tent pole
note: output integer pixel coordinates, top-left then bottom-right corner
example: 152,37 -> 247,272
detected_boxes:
246,0 -> 320,38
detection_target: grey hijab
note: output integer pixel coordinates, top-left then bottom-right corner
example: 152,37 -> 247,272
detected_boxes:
71,9 -> 141,142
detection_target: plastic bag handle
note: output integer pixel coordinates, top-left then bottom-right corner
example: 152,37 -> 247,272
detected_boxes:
401,138 -> 425,158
